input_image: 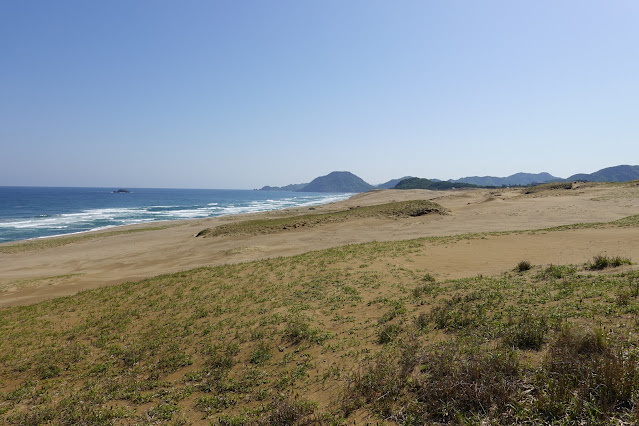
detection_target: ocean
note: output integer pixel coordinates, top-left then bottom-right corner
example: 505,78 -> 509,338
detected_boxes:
0,187 -> 352,244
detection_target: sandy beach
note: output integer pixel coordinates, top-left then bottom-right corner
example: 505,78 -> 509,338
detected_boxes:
2,182 -> 638,307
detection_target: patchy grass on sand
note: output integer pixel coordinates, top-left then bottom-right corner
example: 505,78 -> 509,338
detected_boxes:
2,215 -> 639,424
195,200 -> 447,238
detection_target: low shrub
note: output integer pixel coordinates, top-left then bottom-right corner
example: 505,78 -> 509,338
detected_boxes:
536,264 -> 576,280
588,254 -> 632,270
412,345 -> 521,422
256,397 -> 316,425
516,260 -> 532,272
343,326 -> 639,424
343,342 -> 522,423
535,327 -> 639,421
414,313 -> 429,331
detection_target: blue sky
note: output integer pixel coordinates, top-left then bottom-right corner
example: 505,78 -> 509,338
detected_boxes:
1,1 -> 638,188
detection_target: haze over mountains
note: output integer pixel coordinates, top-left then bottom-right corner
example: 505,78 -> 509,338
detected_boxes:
259,165 -> 639,193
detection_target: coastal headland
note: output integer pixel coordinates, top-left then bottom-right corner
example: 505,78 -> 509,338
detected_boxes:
2,181 -> 639,423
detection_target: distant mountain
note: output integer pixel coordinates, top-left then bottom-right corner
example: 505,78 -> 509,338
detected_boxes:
394,178 -> 477,190
258,165 -> 639,195
376,177 -> 414,189
300,171 -> 374,193
567,165 -> 639,182
259,183 -> 308,191
451,172 -> 559,187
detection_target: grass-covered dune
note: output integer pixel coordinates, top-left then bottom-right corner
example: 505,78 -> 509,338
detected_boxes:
196,200 -> 447,238
2,224 -> 639,423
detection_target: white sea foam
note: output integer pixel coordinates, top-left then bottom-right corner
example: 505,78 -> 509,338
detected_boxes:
33,225 -> 118,239
0,192 -> 353,242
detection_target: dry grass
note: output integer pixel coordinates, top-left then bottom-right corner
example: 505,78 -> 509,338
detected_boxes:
523,181 -> 575,193
587,254 -> 632,270
516,260 -> 532,272
2,212 -> 639,423
195,200 -> 447,237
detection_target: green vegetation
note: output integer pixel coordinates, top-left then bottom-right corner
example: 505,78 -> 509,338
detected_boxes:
523,181 -> 575,193
1,228 -> 639,423
587,254 -> 632,270
394,177 -> 478,190
376,176 -> 413,189
516,260 -> 532,272
197,207 -> 639,242
2,206 -> 639,423
343,325 -> 639,424
259,183 -> 308,191
196,200 -> 447,237
503,312 -> 549,350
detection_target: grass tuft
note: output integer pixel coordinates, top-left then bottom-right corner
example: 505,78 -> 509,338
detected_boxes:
536,264 -> 576,280
588,254 -> 632,270
516,260 -> 532,272
377,323 -> 401,344
255,397 -> 317,425
249,341 -> 272,365
524,182 -> 574,193
503,313 -> 549,350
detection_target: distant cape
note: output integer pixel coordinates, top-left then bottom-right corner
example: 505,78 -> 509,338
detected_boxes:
259,183 -> 308,192
300,171 -> 373,193
259,171 -> 373,193
258,165 -> 639,194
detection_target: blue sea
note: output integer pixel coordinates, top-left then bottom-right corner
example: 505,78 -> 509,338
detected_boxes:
0,187 -> 352,244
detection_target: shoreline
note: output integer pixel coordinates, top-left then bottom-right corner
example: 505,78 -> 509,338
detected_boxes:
2,185 -> 639,307
0,191 -> 355,246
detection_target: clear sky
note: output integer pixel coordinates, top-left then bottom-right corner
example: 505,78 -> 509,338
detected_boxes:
1,1 -> 638,188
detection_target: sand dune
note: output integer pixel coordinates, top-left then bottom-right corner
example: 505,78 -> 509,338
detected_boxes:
1,183 -> 639,307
